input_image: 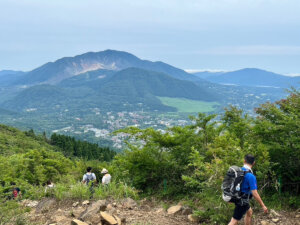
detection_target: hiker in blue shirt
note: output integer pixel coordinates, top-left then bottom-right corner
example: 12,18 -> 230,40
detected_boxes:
228,154 -> 268,225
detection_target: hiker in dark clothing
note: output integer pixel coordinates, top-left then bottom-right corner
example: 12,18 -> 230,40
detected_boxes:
82,167 -> 96,185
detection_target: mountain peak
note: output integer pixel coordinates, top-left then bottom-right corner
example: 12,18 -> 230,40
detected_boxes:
16,50 -> 201,85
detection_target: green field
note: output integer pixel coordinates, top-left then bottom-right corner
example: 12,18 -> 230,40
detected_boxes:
158,97 -> 219,113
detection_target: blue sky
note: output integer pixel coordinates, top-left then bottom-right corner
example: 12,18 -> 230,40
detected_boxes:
0,0 -> 300,74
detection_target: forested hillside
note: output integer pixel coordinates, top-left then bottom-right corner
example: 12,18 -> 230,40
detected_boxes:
0,89 -> 299,224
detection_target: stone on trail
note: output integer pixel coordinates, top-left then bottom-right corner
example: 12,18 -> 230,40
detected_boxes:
100,211 -> 117,225
82,200 -> 90,206
35,198 -> 56,213
52,215 -> 71,224
107,204 -> 114,210
167,205 -> 182,215
261,221 -> 274,225
73,202 -> 79,207
79,200 -> 107,221
187,214 -> 199,223
272,218 -> 280,223
71,219 -> 89,225
113,215 -> 122,225
155,208 -> 165,214
270,209 -> 281,217
122,197 -> 137,209
21,199 -> 39,208
71,207 -> 85,218
85,214 -> 102,224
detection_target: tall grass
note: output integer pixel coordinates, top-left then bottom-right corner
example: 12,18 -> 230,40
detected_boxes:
94,181 -> 139,200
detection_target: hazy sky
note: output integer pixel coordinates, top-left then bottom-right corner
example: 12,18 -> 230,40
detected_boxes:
1,0 -> 300,74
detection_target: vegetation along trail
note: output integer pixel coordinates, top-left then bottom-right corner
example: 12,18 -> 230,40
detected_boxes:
0,89 -> 299,224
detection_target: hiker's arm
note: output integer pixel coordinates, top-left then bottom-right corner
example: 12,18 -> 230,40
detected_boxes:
82,175 -> 86,184
251,190 -> 268,213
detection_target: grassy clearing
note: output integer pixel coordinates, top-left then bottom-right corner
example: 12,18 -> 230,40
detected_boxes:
158,97 -> 219,113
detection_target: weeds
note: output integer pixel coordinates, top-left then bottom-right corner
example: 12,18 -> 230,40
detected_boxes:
94,181 -> 138,200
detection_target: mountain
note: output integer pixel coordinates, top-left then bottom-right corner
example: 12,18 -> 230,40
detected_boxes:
200,68 -> 300,88
96,68 -> 220,108
0,70 -> 26,86
16,50 -> 201,85
3,68 -> 221,113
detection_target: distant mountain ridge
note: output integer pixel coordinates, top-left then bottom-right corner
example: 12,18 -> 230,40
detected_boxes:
16,50 -> 201,85
196,68 -> 300,88
3,68 -> 220,112
0,70 -> 26,86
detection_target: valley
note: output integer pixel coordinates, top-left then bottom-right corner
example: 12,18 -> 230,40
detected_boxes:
0,50 -> 298,150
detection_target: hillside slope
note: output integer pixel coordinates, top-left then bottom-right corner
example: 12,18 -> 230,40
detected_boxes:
0,124 -> 55,156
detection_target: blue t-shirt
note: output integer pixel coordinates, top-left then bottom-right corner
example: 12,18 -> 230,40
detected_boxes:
241,167 -> 257,195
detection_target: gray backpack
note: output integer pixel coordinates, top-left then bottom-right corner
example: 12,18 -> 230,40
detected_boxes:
85,173 -> 95,185
221,166 -> 250,203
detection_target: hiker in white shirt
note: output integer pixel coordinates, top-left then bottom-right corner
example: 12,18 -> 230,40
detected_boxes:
101,168 -> 111,185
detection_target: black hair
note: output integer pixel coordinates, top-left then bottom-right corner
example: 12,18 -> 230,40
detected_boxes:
46,180 -> 52,185
244,154 -> 255,165
87,167 -> 92,172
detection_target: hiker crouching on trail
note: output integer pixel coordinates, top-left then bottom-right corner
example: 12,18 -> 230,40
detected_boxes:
101,168 -> 111,185
82,167 -> 97,185
228,154 -> 268,225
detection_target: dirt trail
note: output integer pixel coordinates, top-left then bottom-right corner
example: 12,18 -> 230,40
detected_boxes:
22,199 -> 300,225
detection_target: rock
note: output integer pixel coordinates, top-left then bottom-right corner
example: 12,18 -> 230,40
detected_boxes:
73,202 -> 79,207
296,214 -> 300,218
114,215 -> 122,225
71,207 -> 84,218
100,211 -> 117,225
52,215 -> 71,224
155,208 -> 165,214
35,198 -> 56,213
85,214 -> 102,224
272,218 -> 280,223
71,219 -> 89,225
181,207 -> 193,215
270,209 -> 281,217
121,217 -> 126,224
82,200 -> 89,206
261,221 -> 273,225
167,205 -> 182,215
188,214 -> 199,223
21,199 -> 39,208
107,204 -> 114,210
122,197 -> 137,209
79,200 -> 107,221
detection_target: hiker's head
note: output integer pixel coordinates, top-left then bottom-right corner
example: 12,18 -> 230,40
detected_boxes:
101,168 -> 108,174
87,167 -> 92,172
244,154 -> 255,166
46,180 -> 52,185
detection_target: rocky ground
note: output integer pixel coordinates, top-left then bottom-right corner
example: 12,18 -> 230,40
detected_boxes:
19,198 -> 300,225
